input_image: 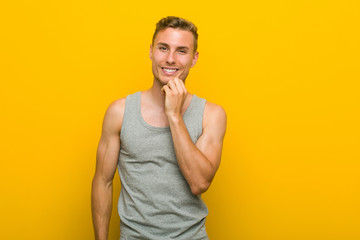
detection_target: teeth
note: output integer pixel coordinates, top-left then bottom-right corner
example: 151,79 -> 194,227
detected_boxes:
163,68 -> 177,73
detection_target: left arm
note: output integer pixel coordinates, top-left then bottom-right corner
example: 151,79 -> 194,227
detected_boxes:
162,78 -> 227,195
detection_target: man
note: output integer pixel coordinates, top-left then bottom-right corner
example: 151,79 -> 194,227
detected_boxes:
92,16 -> 227,240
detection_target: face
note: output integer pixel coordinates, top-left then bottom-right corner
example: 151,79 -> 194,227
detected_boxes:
150,28 -> 199,85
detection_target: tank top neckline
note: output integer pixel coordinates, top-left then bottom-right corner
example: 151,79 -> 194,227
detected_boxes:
136,91 -> 197,131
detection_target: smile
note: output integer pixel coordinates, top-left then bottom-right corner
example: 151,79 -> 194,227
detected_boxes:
161,67 -> 179,74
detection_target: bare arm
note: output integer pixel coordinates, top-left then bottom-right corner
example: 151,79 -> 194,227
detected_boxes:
91,98 -> 125,240
162,78 -> 227,195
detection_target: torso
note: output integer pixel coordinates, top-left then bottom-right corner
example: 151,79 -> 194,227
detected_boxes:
117,91 -> 209,239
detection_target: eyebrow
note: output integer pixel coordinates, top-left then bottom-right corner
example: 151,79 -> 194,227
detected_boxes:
157,42 -> 190,51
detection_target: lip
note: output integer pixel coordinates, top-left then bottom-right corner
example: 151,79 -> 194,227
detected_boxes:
161,67 -> 179,76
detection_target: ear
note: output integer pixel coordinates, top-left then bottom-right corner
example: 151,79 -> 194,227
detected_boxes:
149,44 -> 153,60
191,51 -> 199,68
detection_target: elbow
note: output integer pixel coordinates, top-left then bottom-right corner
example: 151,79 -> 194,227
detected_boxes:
92,174 -> 113,190
190,181 -> 211,196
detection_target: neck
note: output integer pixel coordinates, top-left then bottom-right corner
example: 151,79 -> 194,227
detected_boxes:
145,78 -> 167,109
143,78 -> 192,112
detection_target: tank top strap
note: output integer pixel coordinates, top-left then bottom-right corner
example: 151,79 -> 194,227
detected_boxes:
120,91 -> 142,140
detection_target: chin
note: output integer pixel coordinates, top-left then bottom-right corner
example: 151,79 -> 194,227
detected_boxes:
160,75 -> 174,83
154,77 -> 169,86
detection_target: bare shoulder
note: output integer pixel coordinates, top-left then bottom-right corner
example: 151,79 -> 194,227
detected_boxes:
106,98 -> 126,116
203,101 -> 227,134
102,97 -> 126,134
204,101 -> 227,123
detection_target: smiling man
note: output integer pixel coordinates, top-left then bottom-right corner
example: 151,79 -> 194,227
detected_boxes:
91,16 -> 227,240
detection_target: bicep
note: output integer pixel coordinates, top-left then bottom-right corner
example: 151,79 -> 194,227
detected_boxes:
94,99 -> 125,184
196,104 -> 227,170
95,134 -> 120,184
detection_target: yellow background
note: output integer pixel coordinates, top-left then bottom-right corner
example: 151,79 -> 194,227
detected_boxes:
1,0 -> 359,239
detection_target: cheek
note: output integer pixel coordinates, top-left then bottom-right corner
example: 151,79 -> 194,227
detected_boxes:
179,56 -> 192,67
152,61 -> 158,72
152,56 -> 162,66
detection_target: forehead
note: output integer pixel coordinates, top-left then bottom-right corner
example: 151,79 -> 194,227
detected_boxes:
154,28 -> 194,50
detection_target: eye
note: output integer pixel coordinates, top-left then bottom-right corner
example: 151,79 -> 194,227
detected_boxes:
159,46 -> 167,51
178,49 -> 187,54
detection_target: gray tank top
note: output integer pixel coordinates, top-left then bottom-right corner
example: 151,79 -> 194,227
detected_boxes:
117,91 -> 209,240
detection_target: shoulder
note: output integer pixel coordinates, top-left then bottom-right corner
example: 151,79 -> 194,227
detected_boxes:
204,101 -> 227,122
102,97 -> 126,133
107,97 -> 126,116
203,101 -> 227,133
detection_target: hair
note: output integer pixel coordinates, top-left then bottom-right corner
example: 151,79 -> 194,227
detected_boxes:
152,16 -> 198,53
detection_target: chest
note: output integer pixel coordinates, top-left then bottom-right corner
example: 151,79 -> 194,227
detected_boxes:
141,105 -> 170,128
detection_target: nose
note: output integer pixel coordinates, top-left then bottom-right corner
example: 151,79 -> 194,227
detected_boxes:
166,51 -> 176,65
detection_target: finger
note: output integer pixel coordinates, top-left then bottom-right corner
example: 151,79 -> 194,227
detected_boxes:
161,85 -> 170,95
175,77 -> 187,94
173,78 -> 183,94
167,80 -> 178,93
176,76 -> 183,83
174,70 -> 184,81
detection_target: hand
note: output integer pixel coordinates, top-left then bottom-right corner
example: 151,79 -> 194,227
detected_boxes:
161,77 -> 188,118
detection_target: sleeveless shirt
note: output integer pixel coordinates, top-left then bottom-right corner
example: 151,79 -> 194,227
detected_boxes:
117,91 -> 209,240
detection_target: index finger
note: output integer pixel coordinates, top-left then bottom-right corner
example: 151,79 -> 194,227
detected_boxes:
173,70 -> 184,82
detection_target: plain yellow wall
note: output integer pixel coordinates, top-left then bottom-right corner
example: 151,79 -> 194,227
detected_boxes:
1,0 -> 359,239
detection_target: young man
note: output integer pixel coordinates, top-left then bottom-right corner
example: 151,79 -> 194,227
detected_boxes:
91,16 -> 227,240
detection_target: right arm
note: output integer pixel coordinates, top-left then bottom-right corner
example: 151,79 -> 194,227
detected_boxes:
91,98 -> 125,240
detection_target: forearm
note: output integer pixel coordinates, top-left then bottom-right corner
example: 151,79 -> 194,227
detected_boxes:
91,177 -> 113,240
168,115 -> 214,195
